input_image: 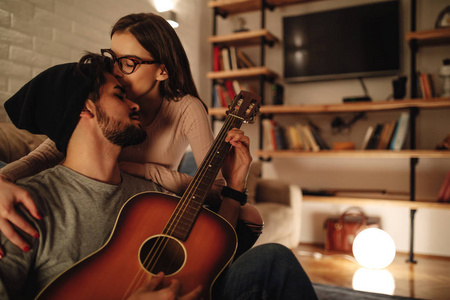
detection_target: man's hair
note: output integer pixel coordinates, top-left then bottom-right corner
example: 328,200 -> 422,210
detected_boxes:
78,52 -> 114,103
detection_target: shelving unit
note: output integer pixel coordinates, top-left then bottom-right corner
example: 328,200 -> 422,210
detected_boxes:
207,0 -> 450,262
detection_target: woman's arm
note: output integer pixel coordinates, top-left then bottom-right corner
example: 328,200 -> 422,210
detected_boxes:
0,139 -> 64,182
0,139 -> 63,254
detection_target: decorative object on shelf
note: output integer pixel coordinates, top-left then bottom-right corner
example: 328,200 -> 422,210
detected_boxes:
436,133 -> 450,150
437,171 -> 450,202
233,17 -> 249,32
331,112 -> 365,134
352,228 -> 396,269
440,58 -> 450,97
392,76 -> 407,99
435,5 -> 450,28
333,141 -> 355,150
271,83 -> 284,105
324,207 -> 381,252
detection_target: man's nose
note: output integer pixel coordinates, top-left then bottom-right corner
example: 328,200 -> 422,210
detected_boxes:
126,98 -> 139,112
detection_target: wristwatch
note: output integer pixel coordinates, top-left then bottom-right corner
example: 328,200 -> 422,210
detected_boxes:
221,186 -> 248,206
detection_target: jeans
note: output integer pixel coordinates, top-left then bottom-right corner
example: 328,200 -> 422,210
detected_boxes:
214,243 -> 318,300
0,161 -> 6,169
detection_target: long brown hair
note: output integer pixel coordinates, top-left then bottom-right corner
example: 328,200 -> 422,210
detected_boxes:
111,13 -> 207,111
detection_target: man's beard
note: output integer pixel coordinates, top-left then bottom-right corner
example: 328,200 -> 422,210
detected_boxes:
96,105 -> 147,148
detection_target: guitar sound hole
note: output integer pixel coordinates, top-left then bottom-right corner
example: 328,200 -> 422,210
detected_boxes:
139,235 -> 186,276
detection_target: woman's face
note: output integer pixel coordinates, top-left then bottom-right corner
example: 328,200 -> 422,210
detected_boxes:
110,32 -> 168,102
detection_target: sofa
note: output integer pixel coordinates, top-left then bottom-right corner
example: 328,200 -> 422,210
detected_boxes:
1,122 -> 303,249
246,161 -> 302,249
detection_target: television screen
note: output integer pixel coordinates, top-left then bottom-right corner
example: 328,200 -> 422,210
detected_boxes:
283,0 -> 400,82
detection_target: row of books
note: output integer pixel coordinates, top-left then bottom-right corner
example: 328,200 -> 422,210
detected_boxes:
438,171 -> 450,202
262,120 -> 330,152
213,46 -> 256,72
212,80 -> 256,108
417,71 -> 436,99
361,112 -> 409,150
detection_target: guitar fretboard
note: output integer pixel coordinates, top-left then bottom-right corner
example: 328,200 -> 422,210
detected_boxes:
163,115 -> 244,240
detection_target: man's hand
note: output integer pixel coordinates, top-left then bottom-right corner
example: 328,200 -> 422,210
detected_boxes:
0,174 -> 41,256
222,128 -> 252,191
127,272 -> 202,300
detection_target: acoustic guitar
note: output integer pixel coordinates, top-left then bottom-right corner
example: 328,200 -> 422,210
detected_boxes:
36,91 -> 261,300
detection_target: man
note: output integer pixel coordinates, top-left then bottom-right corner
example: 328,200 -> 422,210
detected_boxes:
0,54 -> 317,299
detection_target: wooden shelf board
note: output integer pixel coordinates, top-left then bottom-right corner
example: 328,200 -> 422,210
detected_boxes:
209,0 -> 321,16
254,149 -> 450,159
208,29 -> 279,47
207,66 -> 277,80
209,98 -> 450,116
260,98 -> 450,114
303,195 -> 450,210
406,28 -> 450,46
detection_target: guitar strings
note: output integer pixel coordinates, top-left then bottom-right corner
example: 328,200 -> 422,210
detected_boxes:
123,110 -> 239,297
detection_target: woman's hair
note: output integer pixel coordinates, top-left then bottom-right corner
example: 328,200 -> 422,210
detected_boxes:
111,13 -> 207,111
78,52 -> 113,102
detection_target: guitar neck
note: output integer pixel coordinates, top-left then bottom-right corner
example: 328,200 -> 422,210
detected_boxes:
164,114 -> 244,240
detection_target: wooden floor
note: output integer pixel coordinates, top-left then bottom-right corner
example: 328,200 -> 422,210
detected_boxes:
293,244 -> 450,300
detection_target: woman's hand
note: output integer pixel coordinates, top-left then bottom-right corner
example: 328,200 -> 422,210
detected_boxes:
0,175 -> 41,256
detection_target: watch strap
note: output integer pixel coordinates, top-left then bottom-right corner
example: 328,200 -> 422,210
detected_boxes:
221,186 -> 248,206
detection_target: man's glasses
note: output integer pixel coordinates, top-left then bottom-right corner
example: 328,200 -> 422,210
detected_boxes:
101,49 -> 159,75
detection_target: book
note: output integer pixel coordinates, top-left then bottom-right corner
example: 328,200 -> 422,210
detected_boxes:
309,129 -> 329,150
367,123 -> 384,149
361,126 -> 374,150
390,112 -> 410,150
286,125 -> 303,150
213,46 -> 221,71
221,47 -> 231,71
296,123 -> 310,151
377,120 -> 396,150
236,49 -> 256,68
437,171 -> 450,202
232,80 -> 241,94
274,124 -> 288,150
224,80 -> 236,100
300,124 -> 320,152
262,119 -> 275,151
229,46 -> 238,70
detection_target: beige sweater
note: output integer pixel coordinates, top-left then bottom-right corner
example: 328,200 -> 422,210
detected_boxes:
1,95 -> 225,197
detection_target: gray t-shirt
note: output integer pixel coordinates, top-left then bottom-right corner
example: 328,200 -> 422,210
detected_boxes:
0,165 -> 162,300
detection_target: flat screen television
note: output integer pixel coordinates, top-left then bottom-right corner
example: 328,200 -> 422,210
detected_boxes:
283,0 -> 400,82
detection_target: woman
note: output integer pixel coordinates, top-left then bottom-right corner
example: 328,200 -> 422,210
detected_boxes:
0,13 -> 262,257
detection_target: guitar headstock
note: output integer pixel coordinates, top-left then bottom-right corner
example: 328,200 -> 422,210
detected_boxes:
226,91 -> 261,124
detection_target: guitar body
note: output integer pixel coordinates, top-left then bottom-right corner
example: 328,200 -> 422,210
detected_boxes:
37,192 -> 237,300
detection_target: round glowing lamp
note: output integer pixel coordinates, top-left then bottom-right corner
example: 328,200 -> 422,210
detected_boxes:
352,228 -> 396,269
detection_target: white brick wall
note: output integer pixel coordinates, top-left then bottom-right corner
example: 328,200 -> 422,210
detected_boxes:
0,0 -> 211,122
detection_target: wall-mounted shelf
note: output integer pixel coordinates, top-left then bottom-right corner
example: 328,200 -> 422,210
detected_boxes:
207,66 -> 277,80
209,98 -> 450,116
208,29 -> 279,47
253,150 -> 450,159
406,28 -> 450,46
208,0 -> 323,16
303,195 -> 450,210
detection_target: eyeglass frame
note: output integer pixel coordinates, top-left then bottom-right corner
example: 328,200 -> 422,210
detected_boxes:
101,48 -> 159,75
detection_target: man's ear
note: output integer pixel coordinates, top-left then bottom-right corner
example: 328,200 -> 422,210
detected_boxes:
80,100 -> 96,118
156,64 -> 169,81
